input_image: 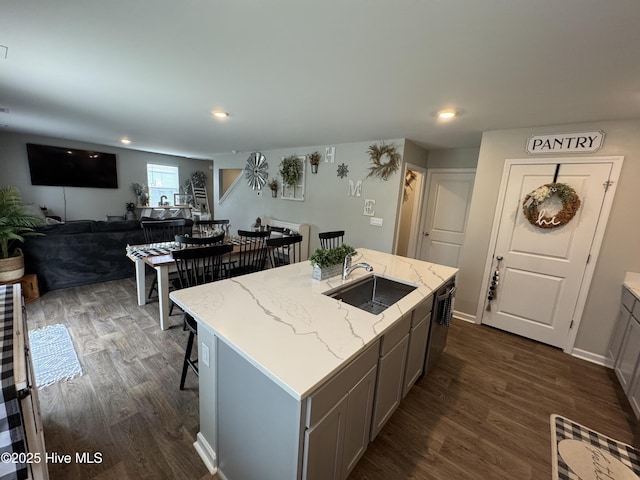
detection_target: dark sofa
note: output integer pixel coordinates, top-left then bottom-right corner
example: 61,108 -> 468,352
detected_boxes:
22,219 -> 147,292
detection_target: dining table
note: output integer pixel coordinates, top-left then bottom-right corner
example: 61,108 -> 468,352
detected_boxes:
126,239 -> 248,330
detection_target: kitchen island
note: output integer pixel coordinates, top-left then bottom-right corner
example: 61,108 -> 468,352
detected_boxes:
170,248 -> 457,480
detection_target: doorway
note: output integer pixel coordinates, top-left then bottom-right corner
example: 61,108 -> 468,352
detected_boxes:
478,157 -> 623,352
395,164 -> 426,258
417,169 -> 476,267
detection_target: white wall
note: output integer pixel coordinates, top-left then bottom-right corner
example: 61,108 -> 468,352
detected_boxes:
213,139 -> 412,254
459,119 -> 640,358
0,131 -> 213,220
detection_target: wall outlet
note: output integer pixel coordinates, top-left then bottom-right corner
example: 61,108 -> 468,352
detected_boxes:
201,342 -> 210,367
370,217 -> 383,227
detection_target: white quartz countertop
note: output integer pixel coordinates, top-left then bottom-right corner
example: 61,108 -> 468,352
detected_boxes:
170,248 -> 458,400
624,272 -> 640,301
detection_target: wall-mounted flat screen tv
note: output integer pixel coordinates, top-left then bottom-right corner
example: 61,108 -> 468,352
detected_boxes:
27,143 -> 118,188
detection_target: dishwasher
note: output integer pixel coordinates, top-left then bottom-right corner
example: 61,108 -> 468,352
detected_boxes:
424,278 -> 456,375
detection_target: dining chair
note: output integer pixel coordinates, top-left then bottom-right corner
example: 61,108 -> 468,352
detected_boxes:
169,232 -> 225,315
141,219 -> 193,299
172,244 -> 233,390
267,235 -> 303,268
319,230 -> 345,249
175,233 -> 225,247
229,229 -> 270,277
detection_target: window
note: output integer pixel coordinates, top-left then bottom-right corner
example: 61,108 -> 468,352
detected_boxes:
147,164 -> 179,206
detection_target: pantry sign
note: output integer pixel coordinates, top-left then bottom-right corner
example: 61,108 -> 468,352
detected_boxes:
526,130 -> 605,155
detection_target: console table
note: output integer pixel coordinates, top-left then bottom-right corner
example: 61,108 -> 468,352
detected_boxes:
137,205 -> 192,219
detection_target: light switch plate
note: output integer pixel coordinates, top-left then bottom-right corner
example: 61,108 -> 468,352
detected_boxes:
370,217 -> 383,227
201,342 -> 210,367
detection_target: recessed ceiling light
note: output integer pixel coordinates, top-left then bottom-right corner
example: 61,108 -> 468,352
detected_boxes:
120,137 -> 131,145
437,109 -> 457,119
213,110 -> 229,118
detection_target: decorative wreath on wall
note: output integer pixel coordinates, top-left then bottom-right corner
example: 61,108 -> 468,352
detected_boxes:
366,143 -> 401,181
522,182 -> 581,229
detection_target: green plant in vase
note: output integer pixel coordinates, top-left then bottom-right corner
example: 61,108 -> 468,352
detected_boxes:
310,244 -> 356,280
0,186 -> 45,281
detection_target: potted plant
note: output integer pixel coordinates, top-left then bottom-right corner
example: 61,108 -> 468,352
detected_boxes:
279,155 -> 303,188
267,178 -> 279,198
308,151 -> 321,174
0,186 -> 45,282
131,182 -> 149,206
309,244 -> 356,280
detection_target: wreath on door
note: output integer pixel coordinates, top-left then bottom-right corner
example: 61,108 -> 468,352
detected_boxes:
522,182 -> 581,229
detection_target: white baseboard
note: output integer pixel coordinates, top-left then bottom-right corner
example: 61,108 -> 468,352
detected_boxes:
571,348 -> 613,368
453,310 -> 476,324
194,432 -> 217,475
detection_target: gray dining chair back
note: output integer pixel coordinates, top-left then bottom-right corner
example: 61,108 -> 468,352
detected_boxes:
171,244 -> 233,390
141,219 -> 192,244
267,235 -> 303,268
319,230 -> 344,249
230,230 -> 270,276
175,233 -> 224,247
141,219 -> 193,299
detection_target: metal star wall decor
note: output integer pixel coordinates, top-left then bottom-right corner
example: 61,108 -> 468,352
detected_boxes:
337,163 -> 349,179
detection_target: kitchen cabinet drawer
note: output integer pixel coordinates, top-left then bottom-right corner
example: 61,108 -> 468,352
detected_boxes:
634,300 -> 640,321
306,341 -> 379,428
411,297 -> 432,327
379,312 -> 411,356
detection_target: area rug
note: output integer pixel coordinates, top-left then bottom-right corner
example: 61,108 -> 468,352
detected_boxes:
28,324 -> 83,387
551,414 -> 640,480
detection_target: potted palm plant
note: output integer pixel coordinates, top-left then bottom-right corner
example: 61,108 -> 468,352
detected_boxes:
0,186 -> 45,281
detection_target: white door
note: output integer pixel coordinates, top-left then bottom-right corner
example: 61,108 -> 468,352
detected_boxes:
418,169 -> 475,268
482,161 -> 614,348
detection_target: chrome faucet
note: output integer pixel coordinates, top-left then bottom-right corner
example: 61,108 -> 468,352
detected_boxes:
160,195 -> 167,206
343,254 -> 373,280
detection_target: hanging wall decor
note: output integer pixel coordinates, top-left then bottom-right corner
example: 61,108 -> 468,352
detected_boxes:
308,151 -> 321,174
366,143 -> 401,181
337,163 -> 349,179
522,182 -> 581,229
485,256 -> 502,312
280,155 -> 306,201
245,152 -> 268,190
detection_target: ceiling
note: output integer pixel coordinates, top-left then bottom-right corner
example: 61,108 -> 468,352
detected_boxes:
2,1 -> 640,159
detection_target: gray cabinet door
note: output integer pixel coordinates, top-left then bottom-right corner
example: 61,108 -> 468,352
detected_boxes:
609,305 -> 632,363
615,317 -> 640,393
370,334 -> 410,440
342,366 -> 377,479
403,312 -> 431,397
303,394 -> 348,480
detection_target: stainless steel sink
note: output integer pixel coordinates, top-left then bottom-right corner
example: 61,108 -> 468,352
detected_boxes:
324,275 -> 417,314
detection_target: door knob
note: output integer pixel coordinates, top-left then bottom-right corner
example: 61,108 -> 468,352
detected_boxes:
423,232 -> 429,236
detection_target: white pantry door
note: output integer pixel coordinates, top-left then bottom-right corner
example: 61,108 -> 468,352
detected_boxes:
482,161 -> 614,348
418,170 -> 475,268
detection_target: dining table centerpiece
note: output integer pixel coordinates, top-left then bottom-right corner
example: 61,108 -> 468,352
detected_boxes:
309,244 -> 356,280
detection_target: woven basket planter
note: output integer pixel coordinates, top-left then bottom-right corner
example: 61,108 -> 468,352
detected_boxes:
0,249 -> 25,282
312,263 -> 342,281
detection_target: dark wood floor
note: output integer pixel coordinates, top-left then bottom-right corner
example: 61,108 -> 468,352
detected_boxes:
26,278 -> 638,480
